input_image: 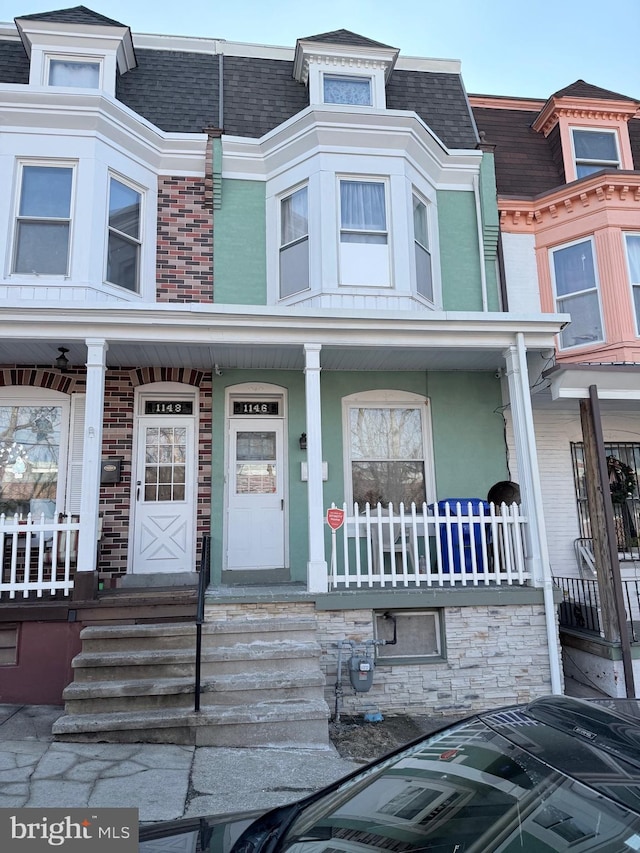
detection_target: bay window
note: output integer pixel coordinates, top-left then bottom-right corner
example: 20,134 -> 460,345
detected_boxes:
625,234 -> 640,334
413,194 -> 433,300
551,237 -> 603,348
12,164 -> 73,276
572,129 -> 620,179
339,179 -> 389,286
280,186 -> 309,298
106,176 -> 141,292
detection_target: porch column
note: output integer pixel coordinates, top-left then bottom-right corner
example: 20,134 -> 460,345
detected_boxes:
76,338 -> 108,576
504,333 -> 562,694
304,343 -> 327,593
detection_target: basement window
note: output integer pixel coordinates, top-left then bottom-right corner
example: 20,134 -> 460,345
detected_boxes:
374,610 -> 443,663
0,624 -> 19,666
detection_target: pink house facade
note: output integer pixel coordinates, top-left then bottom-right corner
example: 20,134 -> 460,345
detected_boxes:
473,82 -> 640,696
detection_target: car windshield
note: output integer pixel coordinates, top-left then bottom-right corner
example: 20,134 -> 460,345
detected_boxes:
274,716 -> 640,852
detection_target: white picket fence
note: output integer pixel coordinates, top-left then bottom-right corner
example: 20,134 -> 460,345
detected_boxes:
0,514 -> 80,599
328,500 -> 529,589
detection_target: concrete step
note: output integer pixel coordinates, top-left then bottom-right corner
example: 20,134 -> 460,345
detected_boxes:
52,699 -> 331,748
62,670 -> 326,714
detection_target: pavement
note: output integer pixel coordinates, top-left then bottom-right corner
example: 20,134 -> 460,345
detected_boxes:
0,680 -> 602,827
0,704 -> 359,825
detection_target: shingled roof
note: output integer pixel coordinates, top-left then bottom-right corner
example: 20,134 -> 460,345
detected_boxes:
299,29 -> 395,49
15,5 -> 126,27
551,79 -> 637,103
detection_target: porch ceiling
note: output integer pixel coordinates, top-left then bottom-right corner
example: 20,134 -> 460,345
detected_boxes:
0,339 -> 520,372
0,305 -> 567,373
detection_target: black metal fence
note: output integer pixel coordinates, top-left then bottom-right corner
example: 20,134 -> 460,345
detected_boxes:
194,533 -> 211,712
556,576 -> 640,642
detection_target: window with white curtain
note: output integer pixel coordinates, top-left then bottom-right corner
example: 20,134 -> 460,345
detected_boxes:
413,195 -> 432,300
48,58 -> 100,89
551,237 -> 603,348
339,179 -> 389,286
12,163 -> 74,275
625,234 -> 640,335
323,75 -> 372,106
280,186 -> 309,298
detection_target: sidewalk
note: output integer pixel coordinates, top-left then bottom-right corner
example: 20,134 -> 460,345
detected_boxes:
0,704 -> 359,824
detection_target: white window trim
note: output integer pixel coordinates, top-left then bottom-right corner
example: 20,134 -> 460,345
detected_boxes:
44,53 -> 104,90
341,389 -> 436,510
337,176 -> 391,288
570,127 -> 621,179
0,386 -> 71,516
10,159 -> 77,280
550,235 -> 605,350
307,63 -> 387,109
624,232 -> 640,338
104,172 -> 143,294
279,183 -> 310,300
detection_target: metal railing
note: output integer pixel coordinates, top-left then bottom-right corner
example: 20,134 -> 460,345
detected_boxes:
0,513 -> 80,599
194,533 -> 211,713
328,500 -> 529,589
556,575 -> 640,641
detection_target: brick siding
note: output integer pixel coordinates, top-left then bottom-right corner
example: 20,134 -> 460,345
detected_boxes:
156,176 -> 213,303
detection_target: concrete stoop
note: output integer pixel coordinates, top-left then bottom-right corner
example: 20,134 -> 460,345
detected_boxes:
52,616 -> 331,748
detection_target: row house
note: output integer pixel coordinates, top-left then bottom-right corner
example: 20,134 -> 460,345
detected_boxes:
0,6 -> 566,745
472,80 -> 640,698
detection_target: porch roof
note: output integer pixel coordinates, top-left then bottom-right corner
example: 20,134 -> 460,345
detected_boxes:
0,304 -> 568,372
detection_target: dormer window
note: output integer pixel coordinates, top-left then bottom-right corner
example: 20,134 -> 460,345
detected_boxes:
572,129 -> 620,178
48,58 -> 101,89
323,75 -> 372,106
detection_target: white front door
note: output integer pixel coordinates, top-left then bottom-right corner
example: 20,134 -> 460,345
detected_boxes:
132,417 -> 195,573
227,419 -> 285,569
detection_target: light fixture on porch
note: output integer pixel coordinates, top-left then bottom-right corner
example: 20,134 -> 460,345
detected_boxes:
299,432 -> 307,450
55,347 -> 70,372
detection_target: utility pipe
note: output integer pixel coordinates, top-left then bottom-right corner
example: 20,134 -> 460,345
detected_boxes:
473,173 -> 488,312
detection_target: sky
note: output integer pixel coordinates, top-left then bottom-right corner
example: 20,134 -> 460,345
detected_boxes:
3,0 -> 639,100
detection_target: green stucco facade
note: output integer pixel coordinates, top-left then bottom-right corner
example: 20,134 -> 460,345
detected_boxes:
211,369 -> 507,584
213,179 -> 267,304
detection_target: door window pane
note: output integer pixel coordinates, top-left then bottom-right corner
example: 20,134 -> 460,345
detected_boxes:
235,431 -> 277,495
143,426 -> 187,502
0,405 -> 62,517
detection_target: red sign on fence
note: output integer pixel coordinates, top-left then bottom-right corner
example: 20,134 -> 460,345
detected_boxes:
326,508 -> 345,531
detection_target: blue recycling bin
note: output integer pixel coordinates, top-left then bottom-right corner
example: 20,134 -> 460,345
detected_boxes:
435,498 -> 490,573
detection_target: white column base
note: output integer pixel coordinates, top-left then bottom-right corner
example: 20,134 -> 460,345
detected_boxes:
307,560 -> 328,593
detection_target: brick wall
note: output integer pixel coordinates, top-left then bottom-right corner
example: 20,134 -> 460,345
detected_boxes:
99,368 -> 213,579
156,176 -> 213,303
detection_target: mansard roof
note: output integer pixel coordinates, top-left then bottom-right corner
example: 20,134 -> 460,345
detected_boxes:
299,29 -> 395,49
15,5 -> 126,27
471,82 -> 640,198
0,14 -> 477,147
